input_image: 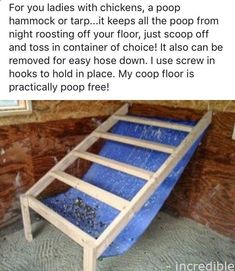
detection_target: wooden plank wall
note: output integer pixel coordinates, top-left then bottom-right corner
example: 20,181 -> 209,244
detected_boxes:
0,117 -> 106,228
0,103 -> 234,239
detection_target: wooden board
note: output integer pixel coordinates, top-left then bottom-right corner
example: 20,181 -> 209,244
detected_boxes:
73,151 -> 152,180
50,171 -> 129,210
95,131 -> 176,153
113,115 -> 193,132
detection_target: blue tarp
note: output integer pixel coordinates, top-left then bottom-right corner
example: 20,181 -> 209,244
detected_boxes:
43,117 -> 204,257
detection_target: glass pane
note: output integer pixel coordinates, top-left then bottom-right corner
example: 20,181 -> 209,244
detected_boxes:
0,100 -> 18,107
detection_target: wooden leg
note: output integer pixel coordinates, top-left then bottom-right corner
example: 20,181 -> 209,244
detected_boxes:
83,247 -> 96,271
20,195 -> 33,242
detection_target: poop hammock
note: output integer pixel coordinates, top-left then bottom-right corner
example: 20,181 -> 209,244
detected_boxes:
20,104 -> 212,271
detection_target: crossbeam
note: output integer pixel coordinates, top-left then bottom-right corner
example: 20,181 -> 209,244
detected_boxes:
72,151 -> 152,180
94,131 -> 176,154
113,115 -> 193,132
50,171 -> 129,211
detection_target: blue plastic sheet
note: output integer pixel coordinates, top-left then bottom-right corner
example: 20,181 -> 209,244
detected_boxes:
43,118 -> 205,257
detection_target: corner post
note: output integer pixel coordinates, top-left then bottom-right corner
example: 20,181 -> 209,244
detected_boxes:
20,195 -> 33,242
83,246 -> 96,271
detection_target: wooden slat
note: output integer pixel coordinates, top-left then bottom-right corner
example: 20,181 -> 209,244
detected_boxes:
27,196 -> 96,247
26,104 -> 129,196
72,151 -> 152,180
50,171 -> 129,211
113,115 -> 193,132
95,111 -> 212,257
94,131 -> 175,154
20,195 -> 33,242
84,247 -> 96,271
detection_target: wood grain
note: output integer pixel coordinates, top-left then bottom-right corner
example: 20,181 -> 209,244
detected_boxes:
0,116 -> 106,228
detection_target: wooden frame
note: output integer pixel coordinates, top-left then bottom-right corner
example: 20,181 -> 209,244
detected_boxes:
21,103 -> 212,271
0,100 -> 32,116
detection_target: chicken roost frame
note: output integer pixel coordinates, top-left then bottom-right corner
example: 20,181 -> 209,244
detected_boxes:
20,104 -> 212,271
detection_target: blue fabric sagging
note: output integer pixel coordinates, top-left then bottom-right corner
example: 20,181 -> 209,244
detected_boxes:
43,118 -> 204,257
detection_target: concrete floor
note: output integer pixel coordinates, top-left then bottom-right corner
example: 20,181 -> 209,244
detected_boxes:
0,212 -> 234,271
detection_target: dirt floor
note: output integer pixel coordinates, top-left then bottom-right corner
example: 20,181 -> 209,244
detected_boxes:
0,212 -> 234,271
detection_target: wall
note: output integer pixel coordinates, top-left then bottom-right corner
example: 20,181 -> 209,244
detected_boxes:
0,101 -> 122,126
0,101 -> 234,239
133,100 -> 235,113
1,100 -> 235,126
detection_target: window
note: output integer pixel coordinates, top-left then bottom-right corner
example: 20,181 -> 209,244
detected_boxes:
0,100 -> 32,116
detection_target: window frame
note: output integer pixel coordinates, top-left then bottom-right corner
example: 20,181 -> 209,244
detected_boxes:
0,100 -> 32,116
